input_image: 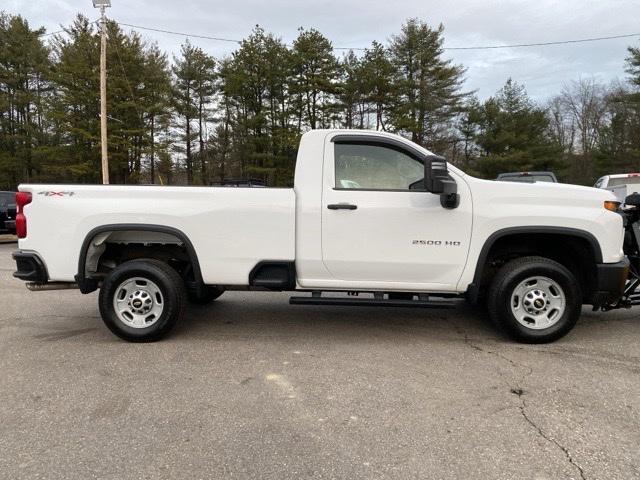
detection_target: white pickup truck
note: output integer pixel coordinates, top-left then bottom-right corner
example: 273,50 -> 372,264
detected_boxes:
594,173 -> 640,204
12,130 -> 629,343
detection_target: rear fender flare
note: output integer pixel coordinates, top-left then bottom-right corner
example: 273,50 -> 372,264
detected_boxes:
76,224 -> 203,294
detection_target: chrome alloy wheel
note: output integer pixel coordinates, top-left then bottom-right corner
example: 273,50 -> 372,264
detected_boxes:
510,276 -> 566,330
112,277 -> 164,328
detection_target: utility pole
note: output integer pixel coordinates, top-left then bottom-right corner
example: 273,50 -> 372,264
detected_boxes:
93,0 -> 111,184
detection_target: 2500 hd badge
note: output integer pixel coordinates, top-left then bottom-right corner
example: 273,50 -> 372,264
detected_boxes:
413,240 -> 462,246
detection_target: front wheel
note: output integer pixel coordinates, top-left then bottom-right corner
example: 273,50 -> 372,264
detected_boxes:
487,256 -> 582,343
98,259 -> 186,342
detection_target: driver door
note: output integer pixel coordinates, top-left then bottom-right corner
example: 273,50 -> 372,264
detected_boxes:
321,136 -> 472,290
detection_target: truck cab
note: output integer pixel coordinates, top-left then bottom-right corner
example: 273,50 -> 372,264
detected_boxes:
294,131 -> 472,292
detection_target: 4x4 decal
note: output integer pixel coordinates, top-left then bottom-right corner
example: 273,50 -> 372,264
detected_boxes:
38,191 -> 75,197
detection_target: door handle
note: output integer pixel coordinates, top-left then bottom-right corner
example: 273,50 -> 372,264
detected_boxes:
327,203 -> 358,210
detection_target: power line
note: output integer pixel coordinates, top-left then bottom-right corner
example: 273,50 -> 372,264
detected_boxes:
116,21 -> 640,51
38,20 -> 104,38
38,29 -> 65,37
444,32 -> 640,50
118,22 -> 242,45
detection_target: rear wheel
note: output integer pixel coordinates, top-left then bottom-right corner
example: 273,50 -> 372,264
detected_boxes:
487,256 -> 582,343
99,259 -> 185,342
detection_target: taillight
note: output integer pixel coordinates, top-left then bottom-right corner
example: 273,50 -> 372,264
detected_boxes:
15,191 -> 32,239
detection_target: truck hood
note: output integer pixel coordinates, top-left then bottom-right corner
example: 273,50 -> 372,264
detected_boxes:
471,178 -> 616,209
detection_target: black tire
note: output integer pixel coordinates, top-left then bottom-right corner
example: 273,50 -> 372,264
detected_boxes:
187,285 -> 225,305
98,259 -> 186,342
487,256 -> 582,344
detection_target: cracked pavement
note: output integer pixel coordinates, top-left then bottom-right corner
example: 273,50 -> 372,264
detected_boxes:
0,243 -> 639,479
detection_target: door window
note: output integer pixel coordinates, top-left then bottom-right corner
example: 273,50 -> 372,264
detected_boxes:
334,143 -> 424,190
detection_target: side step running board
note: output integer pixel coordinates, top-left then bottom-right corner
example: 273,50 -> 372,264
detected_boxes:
289,296 -> 455,309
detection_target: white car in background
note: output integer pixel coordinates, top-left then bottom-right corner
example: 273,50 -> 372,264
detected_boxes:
594,173 -> 640,203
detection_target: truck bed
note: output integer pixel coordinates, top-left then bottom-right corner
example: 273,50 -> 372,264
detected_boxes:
18,185 -> 296,284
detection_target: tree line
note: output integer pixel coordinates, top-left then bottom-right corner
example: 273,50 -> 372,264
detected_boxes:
1,11 -> 640,189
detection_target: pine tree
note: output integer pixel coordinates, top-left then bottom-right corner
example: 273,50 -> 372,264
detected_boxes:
172,42 -> 215,184
388,19 -> 466,149
47,16 -> 160,184
361,41 -> 394,131
220,26 -> 294,184
141,44 -> 171,184
173,41 -> 200,184
291,28 -> 339,130
191,48 -> 216,184
472,79 -> 563,178
48,15 -> 101,182
0,13 -> 51,188
337,50 -> 365,129
105,22 -> 149,183
626,44 -> 640,88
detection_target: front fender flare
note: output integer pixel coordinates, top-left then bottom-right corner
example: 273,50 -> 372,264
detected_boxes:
465,226 -> 602,304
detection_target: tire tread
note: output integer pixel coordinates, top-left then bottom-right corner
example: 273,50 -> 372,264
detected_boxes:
487,256 -> 581,343
98,259 -> 186,342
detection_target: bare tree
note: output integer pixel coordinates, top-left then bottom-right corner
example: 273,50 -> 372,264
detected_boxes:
554,78 -> 607,182
560,79 -> 607,154
547,96 -> 576,155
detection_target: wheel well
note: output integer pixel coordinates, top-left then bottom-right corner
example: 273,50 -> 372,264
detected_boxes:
77,226 -> 203,293
474,232 -> 599,303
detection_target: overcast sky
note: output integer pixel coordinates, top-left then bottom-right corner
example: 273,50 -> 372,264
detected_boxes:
6,0 -> 640,101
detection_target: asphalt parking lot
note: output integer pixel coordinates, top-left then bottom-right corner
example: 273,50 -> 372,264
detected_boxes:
0,242 -> 639,479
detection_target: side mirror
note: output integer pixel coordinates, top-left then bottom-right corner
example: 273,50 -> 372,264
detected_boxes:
424,155 -> 449,194
424,155 -> 459,209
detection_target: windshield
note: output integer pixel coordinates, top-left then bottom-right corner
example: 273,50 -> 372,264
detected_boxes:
608,176 -> 640,187
498,175 -> 556,183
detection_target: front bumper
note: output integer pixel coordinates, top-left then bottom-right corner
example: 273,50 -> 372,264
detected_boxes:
590,258 -> 630,306
13,251 -> 48,283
